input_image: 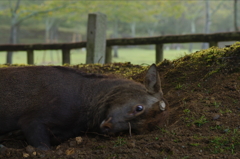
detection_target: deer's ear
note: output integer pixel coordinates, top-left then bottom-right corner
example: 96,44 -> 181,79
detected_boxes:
144,64 -> 163,95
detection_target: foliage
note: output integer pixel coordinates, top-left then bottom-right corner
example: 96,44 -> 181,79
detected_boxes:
2,0 -> 232,44
112,137 -> 126,147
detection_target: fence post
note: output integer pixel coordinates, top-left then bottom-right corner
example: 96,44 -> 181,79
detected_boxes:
209,41 -> 218,47
105,46 -> 112,63
86,12 -> 107,64
62,49 -> 70,64
155,44 -> 163,64
27,50 -> 34,65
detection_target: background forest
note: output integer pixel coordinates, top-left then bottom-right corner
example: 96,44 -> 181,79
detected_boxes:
0,0 -> 239,64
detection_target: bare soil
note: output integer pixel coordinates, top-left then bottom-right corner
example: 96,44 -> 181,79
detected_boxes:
1,43 -> 240,159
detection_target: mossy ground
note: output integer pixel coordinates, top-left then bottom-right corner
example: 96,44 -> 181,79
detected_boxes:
1,43 -> 240,158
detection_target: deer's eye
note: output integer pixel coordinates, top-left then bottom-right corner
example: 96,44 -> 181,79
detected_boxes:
136,105 -> 143,112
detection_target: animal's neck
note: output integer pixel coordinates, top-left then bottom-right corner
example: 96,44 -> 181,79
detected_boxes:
84,78 -> 134,132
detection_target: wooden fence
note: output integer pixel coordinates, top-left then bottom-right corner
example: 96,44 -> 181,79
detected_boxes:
0,32 -> 240,64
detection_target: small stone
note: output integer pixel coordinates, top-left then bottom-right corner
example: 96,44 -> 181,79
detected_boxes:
127,140 -> 135,148
210,97 -> 215,100
65,148 -> 75,156
36,152 -> 46,158
25,145 -> 35,154
216,121 -> 221,126
23,152 -> 30,158
75,137 -> 83,144
224,129 -> 229,133
32,152 -> 37,156
212,114 -> 220,120
56,149 -> 63,155
69,141 -> 77,147
56,145 -> 61,150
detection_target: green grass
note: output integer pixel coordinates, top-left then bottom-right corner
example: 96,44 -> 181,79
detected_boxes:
0,48 -> 196,65
193,116 -> 208,127
112,137 -> 126,147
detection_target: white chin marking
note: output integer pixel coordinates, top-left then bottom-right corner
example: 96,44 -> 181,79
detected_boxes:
100,117 -> 112,128
159,100 -> 166,111
100,120 -> 106,127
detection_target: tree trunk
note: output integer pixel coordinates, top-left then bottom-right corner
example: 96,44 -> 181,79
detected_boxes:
234,0 -> 239,31
44,18 -> 57,63
6,0 -> 67,64
113,19 -> 119,58
50,23 -> 58,62
130,22 -> 136,37
7,19 -> 19,63
7,0 -> 21,64
43,18 -> 51,63
205,0 -> 211,34
202,0 -> 211,49
189,20 -> 196,52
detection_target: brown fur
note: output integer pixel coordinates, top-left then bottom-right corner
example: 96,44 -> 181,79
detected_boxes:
0,65 -> 168,150
143,98 -> 170,131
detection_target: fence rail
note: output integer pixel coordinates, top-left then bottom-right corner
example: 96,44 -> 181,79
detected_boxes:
1,31 -> 240,64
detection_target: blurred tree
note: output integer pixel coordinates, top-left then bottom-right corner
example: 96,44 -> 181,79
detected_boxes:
202,0 -> 224,49
0,0 -> 72,63
95,1 -> 147,57
0,0 -> 238,63
87,1 -> 184,56
234,0 -> 239,31
183,1 -> 204,52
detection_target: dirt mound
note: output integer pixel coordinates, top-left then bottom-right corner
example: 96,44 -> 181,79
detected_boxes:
1,43 -> 240,158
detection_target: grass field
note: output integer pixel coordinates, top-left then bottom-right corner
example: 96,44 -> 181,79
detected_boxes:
0,48 -> 196,65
